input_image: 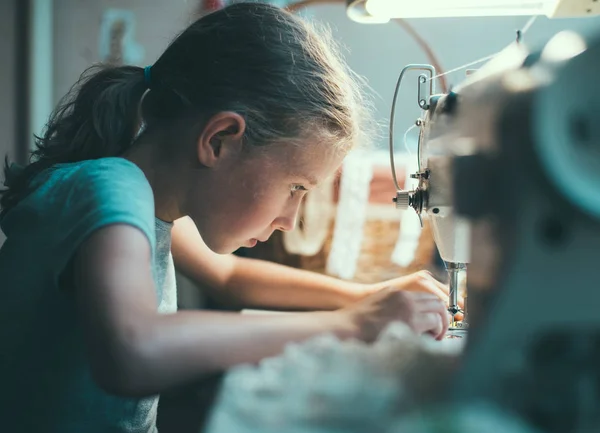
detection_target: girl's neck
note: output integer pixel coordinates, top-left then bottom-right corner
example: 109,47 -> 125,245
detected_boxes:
123,133 -> 183,223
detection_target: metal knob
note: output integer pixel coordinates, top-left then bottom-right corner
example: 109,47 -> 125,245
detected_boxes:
394,191 -> 411,210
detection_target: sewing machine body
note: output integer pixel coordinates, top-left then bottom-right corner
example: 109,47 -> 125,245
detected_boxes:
411,29 -> 600,432
413,110 -> 471,325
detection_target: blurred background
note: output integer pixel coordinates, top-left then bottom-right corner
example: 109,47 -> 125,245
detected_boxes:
1,0 -> 599,291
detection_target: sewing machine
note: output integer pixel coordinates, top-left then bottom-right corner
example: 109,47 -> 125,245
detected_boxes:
391,65 -> 471,332
391,23 -> 600,433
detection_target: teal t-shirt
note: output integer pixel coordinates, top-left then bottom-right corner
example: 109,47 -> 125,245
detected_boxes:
0,157 -> 177,432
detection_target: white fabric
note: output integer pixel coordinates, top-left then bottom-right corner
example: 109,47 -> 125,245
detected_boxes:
205,323 -> 465,433
326,150 -> 373,280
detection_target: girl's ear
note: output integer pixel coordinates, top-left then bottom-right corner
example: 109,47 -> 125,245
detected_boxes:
196,112 -> 246,167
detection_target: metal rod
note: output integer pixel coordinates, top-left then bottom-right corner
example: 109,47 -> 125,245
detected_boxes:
15,0 -> 31,165
446,262 -> 466,317
389,64 -> 435,192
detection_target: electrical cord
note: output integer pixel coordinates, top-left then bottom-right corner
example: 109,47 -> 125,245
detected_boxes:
285,0 -> 448,93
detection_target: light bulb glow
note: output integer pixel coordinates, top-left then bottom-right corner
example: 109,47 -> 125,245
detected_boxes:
364,0 -> 559,19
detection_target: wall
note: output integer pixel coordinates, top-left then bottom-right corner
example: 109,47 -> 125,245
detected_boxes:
0,1 -> 16,160
53,0 -> 199,104
0,0 -> 16,245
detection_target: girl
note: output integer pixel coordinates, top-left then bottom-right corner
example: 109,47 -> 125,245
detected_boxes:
0,3 -> 451,432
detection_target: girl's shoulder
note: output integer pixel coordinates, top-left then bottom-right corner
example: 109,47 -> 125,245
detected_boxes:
19,156 -> 155,227
49,157 -> 146,185
29,157 -> 151,201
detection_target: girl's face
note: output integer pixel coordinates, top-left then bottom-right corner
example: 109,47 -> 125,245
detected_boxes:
187,138 -> 345,255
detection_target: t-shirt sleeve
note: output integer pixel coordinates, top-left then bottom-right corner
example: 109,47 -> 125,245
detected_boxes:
53,158 -> 156,272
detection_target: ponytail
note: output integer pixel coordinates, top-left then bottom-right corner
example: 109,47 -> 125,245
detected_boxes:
1,65 -> 147,217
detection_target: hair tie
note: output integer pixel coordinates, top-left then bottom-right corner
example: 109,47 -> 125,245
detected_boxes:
144,66 -> 152,88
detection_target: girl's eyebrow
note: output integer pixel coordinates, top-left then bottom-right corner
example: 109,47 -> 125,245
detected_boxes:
301,175 -> 319,186
289,170 -> 319,186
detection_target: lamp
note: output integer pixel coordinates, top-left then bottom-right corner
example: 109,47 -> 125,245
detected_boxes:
346,0 -> 389,23
347,0 -> 599,21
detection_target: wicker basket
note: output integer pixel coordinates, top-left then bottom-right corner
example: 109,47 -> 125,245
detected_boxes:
299,208 -> 435,284
358,219 -> 435,283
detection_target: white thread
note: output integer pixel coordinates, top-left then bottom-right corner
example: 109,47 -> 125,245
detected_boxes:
403,124 -> 418,156
427,15 -> 538,82
428,53 -> 498,82
521,15 -> 538,35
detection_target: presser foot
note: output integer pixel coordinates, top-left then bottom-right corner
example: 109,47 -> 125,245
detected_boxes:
447,320 -> 468,339
449,318 -> 469,331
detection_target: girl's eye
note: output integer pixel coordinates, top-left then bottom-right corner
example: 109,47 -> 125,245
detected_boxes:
290,185 -> 308,197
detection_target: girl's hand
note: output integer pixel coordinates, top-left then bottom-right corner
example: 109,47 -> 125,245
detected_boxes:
342,286 -> 450,342
361,271 -> 464,320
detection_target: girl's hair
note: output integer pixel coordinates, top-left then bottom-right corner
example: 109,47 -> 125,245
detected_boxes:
0,2 -> 371,217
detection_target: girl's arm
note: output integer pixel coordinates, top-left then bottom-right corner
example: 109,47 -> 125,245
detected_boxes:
171,217 -> 451,311
73,224 -> 448,398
